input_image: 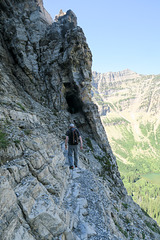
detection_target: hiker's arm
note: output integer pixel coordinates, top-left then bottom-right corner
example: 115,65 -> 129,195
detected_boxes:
79,136 -> 83,149
65,136 -> 68,149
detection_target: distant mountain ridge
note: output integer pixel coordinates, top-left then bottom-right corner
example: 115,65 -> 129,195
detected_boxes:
93,69 -> 139,84
92,69 -> 160,114
92,69 -> 160,225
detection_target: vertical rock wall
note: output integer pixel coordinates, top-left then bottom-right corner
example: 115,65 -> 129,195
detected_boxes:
0,0 -> 115,167
0,1 -> 160,239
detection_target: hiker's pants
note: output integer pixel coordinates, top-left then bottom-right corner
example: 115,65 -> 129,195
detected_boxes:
68,144 -> 78,167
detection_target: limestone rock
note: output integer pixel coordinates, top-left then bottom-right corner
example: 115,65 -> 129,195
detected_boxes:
0,0 -> 160,240
15,176 -> 67,239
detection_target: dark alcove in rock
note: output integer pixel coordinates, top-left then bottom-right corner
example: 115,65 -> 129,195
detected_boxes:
65,84 -> 83,114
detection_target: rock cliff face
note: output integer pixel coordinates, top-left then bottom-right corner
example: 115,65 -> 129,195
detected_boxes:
0,1 -> 160,240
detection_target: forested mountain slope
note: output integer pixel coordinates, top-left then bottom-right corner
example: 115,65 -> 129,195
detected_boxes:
92,69 -> 160,225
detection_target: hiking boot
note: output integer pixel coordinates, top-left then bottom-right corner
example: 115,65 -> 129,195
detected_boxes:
69,166 -> 74,169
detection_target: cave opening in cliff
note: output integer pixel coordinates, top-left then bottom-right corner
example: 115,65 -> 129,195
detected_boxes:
65,91 -> 83,114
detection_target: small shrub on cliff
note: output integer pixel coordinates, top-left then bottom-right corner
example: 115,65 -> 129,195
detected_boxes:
142,232 -> 145,239
0,130 -> 9,149
17,102 -> 26,111
95,155 -> 111,170
114,219 -> 128,238
13,139 -> 21,146
24,129 -> 32,135
85,138 -> 94,151
122,203 -> 128,209
94,154 -> 112,179
145,220 -> 160,234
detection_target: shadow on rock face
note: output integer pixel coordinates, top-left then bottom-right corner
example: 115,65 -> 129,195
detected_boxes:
64,82 -> 83,114
65,91 -> 83,114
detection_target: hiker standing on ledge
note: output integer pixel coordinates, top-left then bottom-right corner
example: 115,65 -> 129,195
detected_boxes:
65,123 -> 83,169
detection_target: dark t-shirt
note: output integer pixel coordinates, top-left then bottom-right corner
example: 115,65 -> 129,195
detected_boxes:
66,128 -> 80,145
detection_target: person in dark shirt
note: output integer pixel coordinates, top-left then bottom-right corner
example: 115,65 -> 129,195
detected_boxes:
65,123 -> 83,169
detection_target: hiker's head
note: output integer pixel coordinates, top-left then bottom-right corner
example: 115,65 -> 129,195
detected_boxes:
69,123 -> 74,128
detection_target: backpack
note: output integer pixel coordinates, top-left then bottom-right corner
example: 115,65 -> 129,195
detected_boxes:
70,128 -> 79,145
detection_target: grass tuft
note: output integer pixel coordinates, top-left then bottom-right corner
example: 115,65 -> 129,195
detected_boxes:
0,130 -> 9,149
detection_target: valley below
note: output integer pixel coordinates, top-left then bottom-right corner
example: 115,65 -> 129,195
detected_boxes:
92,69 -> 160,225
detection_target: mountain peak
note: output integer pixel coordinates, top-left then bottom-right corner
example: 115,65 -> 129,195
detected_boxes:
93,68 -> 138,75
54,9 -> 77,27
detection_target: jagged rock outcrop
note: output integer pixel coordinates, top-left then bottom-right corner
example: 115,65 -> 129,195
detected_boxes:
0,1 -> 160,240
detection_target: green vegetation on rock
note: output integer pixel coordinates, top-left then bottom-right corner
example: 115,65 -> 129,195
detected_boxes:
0,129 -> 9,149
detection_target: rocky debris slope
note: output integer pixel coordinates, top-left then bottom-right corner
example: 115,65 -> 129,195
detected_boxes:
0,0 -> 160,239
63,164 -> 159,240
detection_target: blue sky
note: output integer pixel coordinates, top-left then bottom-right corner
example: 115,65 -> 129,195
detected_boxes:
43,0 -> 160,75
